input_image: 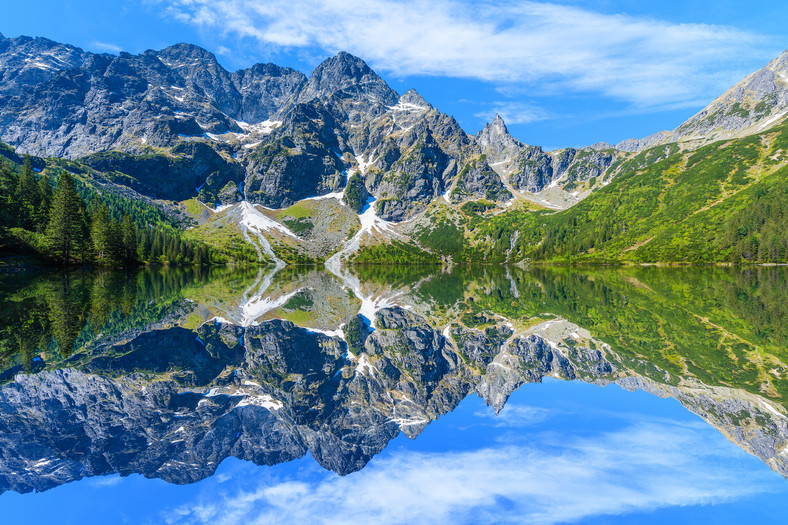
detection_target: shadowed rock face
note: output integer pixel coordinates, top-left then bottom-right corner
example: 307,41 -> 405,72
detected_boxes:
0,34 -> 509,216
0,35 -> 306,158
2,34 -> 787,219
2,264 -> 788,495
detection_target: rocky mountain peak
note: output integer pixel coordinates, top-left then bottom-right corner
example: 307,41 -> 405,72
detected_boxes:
475,114 -> 525,162
154,42 -> 221,66
399,89 -> 431,109
766,49 -> 788,76
621,49 -> 788,152
0,34 -> 84,73
297,51 -> 399,108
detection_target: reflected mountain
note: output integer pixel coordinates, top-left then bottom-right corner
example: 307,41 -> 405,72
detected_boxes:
1,265 -> 787,494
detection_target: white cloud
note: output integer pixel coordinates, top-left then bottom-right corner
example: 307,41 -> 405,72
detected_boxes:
473,403 -> 552,425
156,0 -> 775,108
89,475 -> 124,487
90,41 -> 123,53
162,420 -> 780,525
474,102 -> 551,125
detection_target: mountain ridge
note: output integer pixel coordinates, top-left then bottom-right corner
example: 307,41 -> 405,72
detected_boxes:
2,33 -> 788,266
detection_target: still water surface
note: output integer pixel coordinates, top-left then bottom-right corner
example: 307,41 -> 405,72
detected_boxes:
1,265 -> 787,523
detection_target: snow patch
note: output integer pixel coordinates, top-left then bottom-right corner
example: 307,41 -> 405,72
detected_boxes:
387,416 -> 429,427
306,327 -> 347,340
240,201 -> 297,238
387,102 -> 430,112
236,120 -> 281,135
355,354 -> 377,377
240,290 -> 299,327
325,195 -> 397,269
354,154 -> 374,175
236,394 -> 284,410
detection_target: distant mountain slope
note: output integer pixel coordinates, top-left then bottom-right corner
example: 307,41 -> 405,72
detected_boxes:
470,123 -> 788,264
618,50 -> 788,151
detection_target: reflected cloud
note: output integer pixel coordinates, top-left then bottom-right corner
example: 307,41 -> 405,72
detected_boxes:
473,403 -> 552,427
164,420 -> 778,525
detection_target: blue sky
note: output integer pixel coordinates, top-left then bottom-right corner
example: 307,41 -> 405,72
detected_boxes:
1,379 -> 786,524
3,1 -> 788,149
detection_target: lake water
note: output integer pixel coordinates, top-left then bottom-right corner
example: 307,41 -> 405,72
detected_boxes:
1,264 -> 787,524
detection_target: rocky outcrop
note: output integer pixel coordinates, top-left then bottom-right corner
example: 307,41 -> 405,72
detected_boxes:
244,103 -> 345,207
450,156 -> 512,203
372,129 -> 455,220
475,113 -> 619,195
81,141 -> 244,201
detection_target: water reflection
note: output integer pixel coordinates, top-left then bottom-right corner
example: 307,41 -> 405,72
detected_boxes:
0,265 -> 787,494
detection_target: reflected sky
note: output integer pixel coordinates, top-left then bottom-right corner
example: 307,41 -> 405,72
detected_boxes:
2,380 -> 786,524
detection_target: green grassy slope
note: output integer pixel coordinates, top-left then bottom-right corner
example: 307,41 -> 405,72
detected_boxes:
469,124 -> 788,263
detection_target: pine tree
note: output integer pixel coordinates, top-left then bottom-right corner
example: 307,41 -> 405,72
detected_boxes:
90,198 -> 114,265
16,156 -> 39,230
0,161 -> 19,230
120,214 -> 137,265
46,171 -> 88,265
36,174 -> 53,232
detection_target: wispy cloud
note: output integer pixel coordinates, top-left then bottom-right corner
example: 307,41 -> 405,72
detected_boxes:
474,102 -> 551,125
89,475 -> 124,487
162,420 -> 780,525
90,41 -> 123,53
156,0 -> 774,108
473,403 -> 552,425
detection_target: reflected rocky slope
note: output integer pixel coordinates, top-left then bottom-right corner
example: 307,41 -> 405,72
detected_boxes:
1,265 -> 787,494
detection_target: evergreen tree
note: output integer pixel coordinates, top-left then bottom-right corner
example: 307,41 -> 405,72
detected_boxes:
16,156 -> 39,230
0,161 -> 19,230
120,214 -> 137,265
36,174 -> 53,232
46,171 -> 89,265
90,198 -> 115,265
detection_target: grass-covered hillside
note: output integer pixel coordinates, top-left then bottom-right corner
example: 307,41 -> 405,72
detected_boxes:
469,124 -> 788,264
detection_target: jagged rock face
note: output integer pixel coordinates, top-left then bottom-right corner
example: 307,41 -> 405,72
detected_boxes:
153,43 -> 242,118
450,157 -> 513,203
475,114 -> 525,164
506,146 -> 616,193
0,35 -> 307,159
81,141 -> 244,201
508,146 -> 556,192
295,51 -> 399,121
373,129 -> 455,220
475,114 -> 619,195
244,103 -> 345,207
